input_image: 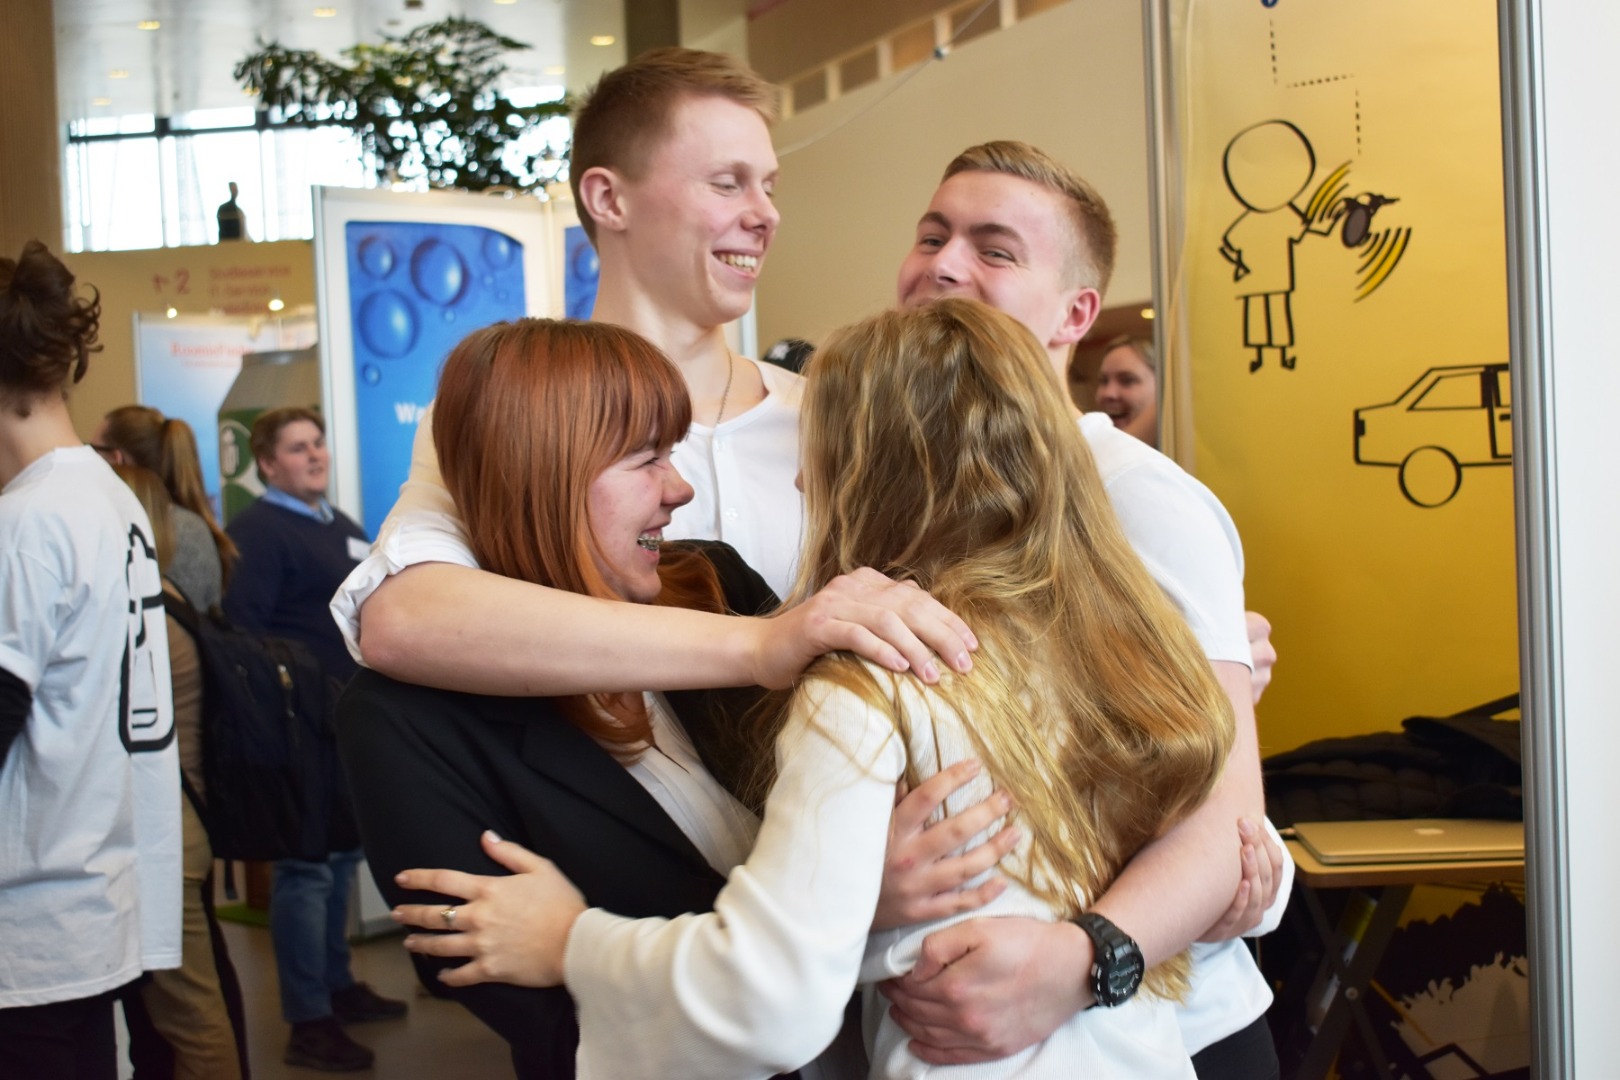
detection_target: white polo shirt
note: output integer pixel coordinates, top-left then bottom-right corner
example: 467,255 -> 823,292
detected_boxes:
1079,412 -> 1294,1054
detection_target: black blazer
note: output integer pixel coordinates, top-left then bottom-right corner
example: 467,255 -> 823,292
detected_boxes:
336,541 -> 786,1079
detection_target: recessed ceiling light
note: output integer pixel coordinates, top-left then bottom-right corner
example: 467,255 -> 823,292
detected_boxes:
543,65 -> 565,75
493,0 -> 517,5
268,297 -> 286,312
109,69 -> 130,79
92,96 -> 113,106
1140,308 -> 1156,320
137,20 -> 160,30
313,6 -> 337,17
590,35 -> 615,46
165,307 -> 178,319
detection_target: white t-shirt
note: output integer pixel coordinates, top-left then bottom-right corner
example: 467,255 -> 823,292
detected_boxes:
332,358 -> 805,657
1079,413 -> 1250,665
0,447 -> 181,1007
1078,413 -> 1293,1053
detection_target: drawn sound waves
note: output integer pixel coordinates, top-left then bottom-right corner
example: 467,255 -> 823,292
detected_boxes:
1306,161 -> 1352,224
1356,226 -> 1412,300
1305,160 -> 1412,300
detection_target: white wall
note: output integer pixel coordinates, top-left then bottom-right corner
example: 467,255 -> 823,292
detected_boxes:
1518,0 -> 1620,1071
757,0 -> 1152,348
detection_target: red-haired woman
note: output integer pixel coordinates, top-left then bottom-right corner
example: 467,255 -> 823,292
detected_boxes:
337,318 -> 795,1078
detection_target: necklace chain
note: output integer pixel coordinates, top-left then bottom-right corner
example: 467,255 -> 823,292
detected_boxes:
713,350 -> 737,428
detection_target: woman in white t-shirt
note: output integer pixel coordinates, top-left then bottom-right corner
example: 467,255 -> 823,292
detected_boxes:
0,241 -> 180,1079
391,299 -> 1237,1079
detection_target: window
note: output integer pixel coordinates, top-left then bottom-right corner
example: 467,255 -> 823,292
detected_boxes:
63,94 -> 569,252
1412,372 -> 1484,410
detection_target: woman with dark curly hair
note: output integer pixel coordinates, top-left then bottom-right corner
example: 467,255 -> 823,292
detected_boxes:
0,241 -> 181,1080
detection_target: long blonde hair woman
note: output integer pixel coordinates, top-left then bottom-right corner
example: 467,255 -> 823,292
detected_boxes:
794,297 -> 1230,991
390,299 -> 1234,1079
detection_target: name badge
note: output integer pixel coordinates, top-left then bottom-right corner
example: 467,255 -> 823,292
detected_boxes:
348,536 -> 372,563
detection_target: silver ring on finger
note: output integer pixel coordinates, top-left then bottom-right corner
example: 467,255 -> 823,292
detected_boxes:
441,906 -> 458,928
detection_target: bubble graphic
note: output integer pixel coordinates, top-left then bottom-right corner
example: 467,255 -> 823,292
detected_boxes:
358,237 -> 396,279
357,290 -> 417,358
362,364 -> 382,386
411,239 -> 468,306
483,232 -> 517,269
444,309 -> 456,323
571,242 -> 600,284
496,289 -> 509,302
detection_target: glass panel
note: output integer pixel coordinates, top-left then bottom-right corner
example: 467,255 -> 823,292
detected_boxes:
169,106 -> 258,131
1413,372 -> 1485,410
65,136 -> 163,251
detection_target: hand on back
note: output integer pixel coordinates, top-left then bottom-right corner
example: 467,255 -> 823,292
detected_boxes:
750,568 -> 978,690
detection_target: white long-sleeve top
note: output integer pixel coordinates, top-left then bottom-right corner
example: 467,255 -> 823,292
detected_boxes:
564,669 -> 1198,1080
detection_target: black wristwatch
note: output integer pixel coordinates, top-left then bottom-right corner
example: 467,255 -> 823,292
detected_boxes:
1073,912 -> 1145,1009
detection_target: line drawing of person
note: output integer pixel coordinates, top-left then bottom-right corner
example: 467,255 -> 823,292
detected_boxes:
1219,120 -> 1341,373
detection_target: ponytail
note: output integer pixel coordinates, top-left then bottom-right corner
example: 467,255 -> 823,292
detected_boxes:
159,418 -> 239,582
103,404 -> 239,581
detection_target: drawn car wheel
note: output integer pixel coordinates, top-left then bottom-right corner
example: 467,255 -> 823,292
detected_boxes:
1398,446 -> 1463,508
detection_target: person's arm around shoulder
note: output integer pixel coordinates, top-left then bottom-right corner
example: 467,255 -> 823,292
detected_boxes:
341,409 -> 977,694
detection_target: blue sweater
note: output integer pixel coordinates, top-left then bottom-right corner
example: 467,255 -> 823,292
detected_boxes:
223,499 -> 367,684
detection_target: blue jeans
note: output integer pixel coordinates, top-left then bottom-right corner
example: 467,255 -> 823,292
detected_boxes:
271,849 -> 362,1024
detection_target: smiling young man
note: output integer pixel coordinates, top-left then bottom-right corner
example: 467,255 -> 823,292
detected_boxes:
883,142 -> 1289,1080
334,48 -> 973,699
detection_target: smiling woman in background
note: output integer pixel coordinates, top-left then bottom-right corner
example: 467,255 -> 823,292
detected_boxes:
1095,334 -> 1160,446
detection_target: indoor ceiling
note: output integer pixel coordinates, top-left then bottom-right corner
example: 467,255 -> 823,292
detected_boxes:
51,0 -> 637,125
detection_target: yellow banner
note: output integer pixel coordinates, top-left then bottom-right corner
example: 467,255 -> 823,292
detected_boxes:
1171,0 -> 1516,749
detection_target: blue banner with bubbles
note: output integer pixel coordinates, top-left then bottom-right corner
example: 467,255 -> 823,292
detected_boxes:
345,220 -> 527,536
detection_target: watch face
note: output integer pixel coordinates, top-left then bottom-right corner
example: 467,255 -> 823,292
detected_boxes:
1079,913 -> 1145,1008
1099,951 -> 1145,1006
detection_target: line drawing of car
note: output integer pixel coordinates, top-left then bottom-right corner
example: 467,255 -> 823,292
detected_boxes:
1354,363 -> 1512,507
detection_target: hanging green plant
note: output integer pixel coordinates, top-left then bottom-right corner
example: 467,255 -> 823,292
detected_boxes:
235,16 -> 571,192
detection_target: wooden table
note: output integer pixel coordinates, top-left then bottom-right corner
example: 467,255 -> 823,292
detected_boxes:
1283,837 -> 1524,1080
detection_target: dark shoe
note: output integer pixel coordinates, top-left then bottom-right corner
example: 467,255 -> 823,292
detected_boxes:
285,1017 -> 374,1072
332,981 -> 408,1024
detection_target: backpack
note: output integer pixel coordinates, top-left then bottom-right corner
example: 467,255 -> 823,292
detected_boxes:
162,590 -> 342,864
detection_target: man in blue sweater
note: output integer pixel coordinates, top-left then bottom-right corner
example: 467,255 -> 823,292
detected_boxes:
224,407 -> 406,1072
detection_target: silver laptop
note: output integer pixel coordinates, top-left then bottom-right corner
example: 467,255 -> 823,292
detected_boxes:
1292,818 -> 1524,865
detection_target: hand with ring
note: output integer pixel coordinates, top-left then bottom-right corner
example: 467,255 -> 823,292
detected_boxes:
391,830 -> 586,989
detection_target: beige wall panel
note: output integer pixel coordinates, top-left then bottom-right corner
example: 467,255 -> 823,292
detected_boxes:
748,0 -> 951,81
0,0 -> 63,254
63,241 -> 317,437
758,0 -> 1150,350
